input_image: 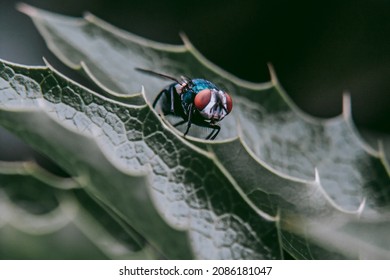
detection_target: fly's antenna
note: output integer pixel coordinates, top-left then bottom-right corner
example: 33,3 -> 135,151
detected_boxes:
135,68 -> 180,83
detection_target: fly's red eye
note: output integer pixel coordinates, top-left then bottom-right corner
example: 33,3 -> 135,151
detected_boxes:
225,93 -> 233,113
194,89 -> 211,110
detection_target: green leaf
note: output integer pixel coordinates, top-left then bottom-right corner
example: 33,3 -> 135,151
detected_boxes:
18,3 -> 389,213
0,59 -> 279,259
0,4 -> 389,259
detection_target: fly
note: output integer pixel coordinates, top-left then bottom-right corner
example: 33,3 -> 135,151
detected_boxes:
136,68 -> 233,140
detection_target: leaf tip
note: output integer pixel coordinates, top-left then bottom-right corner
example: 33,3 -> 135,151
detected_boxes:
16,2 -> 37,17
267,63 -> 279,85
179,32 -> 192,49
357,197 -> 366,215
314,167 -> 321,184
342,92 -> 352,121
41,56 -> 50,66
140,86 -> 150,106
83,11 -> 93,19
378,140 -> 390,175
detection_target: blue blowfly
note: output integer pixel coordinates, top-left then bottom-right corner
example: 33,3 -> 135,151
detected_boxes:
136,68 -> 233,140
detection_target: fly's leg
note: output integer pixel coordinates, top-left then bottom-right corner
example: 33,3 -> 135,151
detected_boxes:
169,86 -> 175,113
183,104 -> 193,137
176,120 -> 220,139
152,89 -> 167,109
171,104 -> 192,137
205,124 -> 220,140
173,119 -> 187,127
152,85 -> 176,114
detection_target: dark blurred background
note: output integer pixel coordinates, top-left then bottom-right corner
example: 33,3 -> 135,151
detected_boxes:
0,0 -> 389,145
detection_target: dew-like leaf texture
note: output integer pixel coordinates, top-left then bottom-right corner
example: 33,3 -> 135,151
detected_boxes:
0,4 -> 389,259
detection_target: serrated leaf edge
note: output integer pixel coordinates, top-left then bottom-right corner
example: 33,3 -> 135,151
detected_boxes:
210,136 -> 367,215
19,3 -> 383,162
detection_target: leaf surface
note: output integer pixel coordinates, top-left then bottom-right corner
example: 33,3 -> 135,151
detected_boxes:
0,4 -> 389,259
0,60 -> 280,259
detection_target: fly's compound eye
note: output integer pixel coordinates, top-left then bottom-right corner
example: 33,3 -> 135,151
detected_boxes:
224,92 -> 233,114
194,89 -> 212,111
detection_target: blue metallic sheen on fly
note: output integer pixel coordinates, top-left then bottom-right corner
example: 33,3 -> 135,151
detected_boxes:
181,79 -> 218,104
136,68 -> 233,140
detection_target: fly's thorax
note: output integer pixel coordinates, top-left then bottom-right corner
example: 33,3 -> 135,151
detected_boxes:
180,90 -> 196,109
